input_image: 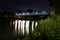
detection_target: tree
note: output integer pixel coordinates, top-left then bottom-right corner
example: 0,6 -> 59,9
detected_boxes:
49,0 -> 54,8
49,0 -> 60,14
26,9 -> 33,12
17,10 -> 23,13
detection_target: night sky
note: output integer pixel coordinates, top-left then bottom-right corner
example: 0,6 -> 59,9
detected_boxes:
0,0 -> 51,13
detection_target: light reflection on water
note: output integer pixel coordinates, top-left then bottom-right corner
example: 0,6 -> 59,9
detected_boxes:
15,20 -> 38,36
25,21 -> 30,35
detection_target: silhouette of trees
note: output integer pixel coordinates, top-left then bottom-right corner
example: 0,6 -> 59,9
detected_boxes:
17,10 -> 23,13
49,0 -> 54,8
0,10 -> 15,40
54,0 -> 60,14
26,9 -> 33,12
0,10 -> 15,17
49,0 -> 60,14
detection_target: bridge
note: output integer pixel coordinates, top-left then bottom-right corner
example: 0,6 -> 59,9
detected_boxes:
12,11 -> 50,40
0,11 -> 50,40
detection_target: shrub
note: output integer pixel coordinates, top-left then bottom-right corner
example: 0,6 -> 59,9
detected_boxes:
23,15 -> 60,40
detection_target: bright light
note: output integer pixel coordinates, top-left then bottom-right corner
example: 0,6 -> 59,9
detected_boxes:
35,22 -> 38,27
15,20 -> 18,35
14,20 -> 38,36
18,20 -> 21,35
32,21 -> 34,32
20,20 -> 25,35
25,21 -> 30,35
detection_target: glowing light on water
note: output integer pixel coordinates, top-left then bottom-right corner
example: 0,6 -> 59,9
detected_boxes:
35,21 -> 38,27
18,20 -> 21,35
15,20 -> 18,35
20,20 -> 25,35
14,20 -> 38,36
32,21 -> 34,32
25,21 -> 30,35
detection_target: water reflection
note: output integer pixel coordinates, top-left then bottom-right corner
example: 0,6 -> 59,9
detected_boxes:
14,20 -> 38,36
18,20 -> 21,35
25,21 -> 30,35
15,20 -> 18,35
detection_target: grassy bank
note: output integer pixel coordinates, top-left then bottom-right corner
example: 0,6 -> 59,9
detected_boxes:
23,15 -> 60,40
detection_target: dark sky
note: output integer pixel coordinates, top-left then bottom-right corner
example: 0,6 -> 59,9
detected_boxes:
0,0 -> 51,13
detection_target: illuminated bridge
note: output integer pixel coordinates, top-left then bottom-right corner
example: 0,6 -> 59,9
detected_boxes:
0,11 -> 50,40
12,11 -> 50,39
